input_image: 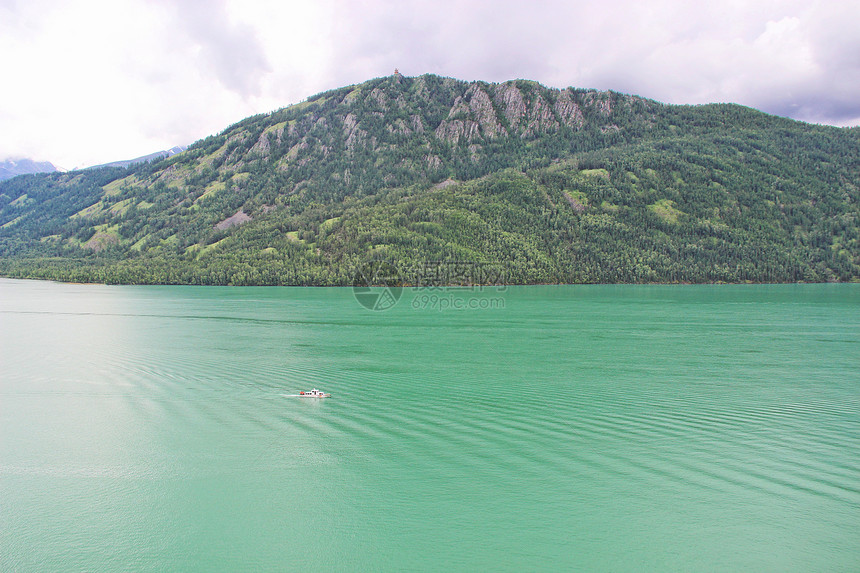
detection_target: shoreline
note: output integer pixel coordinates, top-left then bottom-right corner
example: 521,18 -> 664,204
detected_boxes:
2,274 -> 858,288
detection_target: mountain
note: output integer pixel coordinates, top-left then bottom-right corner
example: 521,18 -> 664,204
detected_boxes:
0,158 -> 58,181
86,146 -> 188,170
0,73 -> 858,285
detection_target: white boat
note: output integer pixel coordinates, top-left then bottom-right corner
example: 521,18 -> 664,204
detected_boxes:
297,388 -> 331,398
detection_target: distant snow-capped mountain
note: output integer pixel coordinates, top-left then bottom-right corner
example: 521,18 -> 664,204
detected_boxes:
86,146 -> 188,170
0,158 -> 59,181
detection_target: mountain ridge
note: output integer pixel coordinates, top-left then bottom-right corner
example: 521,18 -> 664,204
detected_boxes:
1,74 -> 858,284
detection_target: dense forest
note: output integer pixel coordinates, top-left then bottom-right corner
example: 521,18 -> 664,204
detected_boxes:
1,73 -> 858,285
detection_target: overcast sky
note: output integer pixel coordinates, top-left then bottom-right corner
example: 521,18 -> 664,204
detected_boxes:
2,0 -> 858,169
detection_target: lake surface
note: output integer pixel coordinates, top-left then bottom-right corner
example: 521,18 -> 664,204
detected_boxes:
1,279 -> 858,571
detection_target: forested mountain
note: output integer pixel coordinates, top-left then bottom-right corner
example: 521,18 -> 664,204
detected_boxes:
1,73 -> 858,285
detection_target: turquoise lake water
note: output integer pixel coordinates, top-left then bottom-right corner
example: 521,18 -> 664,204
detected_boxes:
1,279 -> 858,571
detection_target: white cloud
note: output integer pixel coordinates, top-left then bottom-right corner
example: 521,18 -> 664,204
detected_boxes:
0,0 -> 858,168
